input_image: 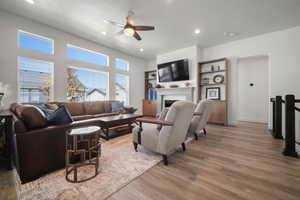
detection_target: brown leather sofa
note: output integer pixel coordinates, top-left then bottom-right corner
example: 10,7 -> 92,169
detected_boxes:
10,100 -> 134,183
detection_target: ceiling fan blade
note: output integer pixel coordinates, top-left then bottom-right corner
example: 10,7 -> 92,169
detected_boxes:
134,26 -> 155,31
104,19 -> 124,28
133,32 -> 142,41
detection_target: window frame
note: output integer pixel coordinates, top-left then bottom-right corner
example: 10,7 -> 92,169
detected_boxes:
67,44 -> 109,67
17,56 -> 54,103
115,58 -> 130,72
18,30 -> 54,55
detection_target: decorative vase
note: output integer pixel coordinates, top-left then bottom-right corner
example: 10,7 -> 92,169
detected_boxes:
184,82 -> 191,87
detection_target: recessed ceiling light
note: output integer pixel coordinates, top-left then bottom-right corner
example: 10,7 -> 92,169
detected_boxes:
140,48 -> 144,52
25,0 -> 35,4
101,31 -> 107,35
224,32 -> 237,37
194,29 -> 201,34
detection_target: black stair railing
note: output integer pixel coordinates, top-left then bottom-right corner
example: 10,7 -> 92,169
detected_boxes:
270,96 -> 283,139
270,94 -> 299,157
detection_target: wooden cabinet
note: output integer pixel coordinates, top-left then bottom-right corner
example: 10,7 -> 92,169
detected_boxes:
143,100 -> 157,117
208,100 -> 226,124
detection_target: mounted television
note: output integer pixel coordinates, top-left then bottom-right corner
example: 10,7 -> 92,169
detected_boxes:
157,59 -> 189,82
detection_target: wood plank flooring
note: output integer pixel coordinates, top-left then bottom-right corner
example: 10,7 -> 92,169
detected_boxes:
108,122 -> 300,200
0,122 -> 299,200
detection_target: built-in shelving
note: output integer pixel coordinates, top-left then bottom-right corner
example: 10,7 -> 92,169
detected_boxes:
198,58 -> 228,125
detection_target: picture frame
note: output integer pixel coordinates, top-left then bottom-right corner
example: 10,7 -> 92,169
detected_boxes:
206,87 -> 220,100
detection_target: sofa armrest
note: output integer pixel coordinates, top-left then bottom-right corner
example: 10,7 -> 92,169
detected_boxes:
137,117 -> 173,126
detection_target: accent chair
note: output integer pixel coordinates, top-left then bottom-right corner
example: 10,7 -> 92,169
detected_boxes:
133,101 -> 194,165
189,100 -> 210,140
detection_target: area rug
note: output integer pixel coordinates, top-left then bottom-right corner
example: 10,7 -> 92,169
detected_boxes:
14,134 -> 163,200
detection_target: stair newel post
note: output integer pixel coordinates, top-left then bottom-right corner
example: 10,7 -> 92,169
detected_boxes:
282,95 -> 298,157
274,96 -> 283,139
271,98 -> 276,135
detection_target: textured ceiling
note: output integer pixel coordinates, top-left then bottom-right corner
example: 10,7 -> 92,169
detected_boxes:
0,0 -> 300,60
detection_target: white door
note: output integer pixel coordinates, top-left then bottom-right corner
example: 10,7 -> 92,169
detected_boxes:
237,56 -> 269,123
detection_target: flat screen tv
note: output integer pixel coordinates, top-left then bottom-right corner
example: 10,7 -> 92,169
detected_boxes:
157,59 -> 189,82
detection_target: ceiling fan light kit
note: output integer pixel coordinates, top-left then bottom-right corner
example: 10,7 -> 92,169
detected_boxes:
104,11 -> 155,41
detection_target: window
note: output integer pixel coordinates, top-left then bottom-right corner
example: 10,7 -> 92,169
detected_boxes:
115,59 -> 129,71
18,30 -> 54,54
18,57 -> 53,103
67,66 -> 109,102
67,45 -> 109,66
115,74 -> 129,105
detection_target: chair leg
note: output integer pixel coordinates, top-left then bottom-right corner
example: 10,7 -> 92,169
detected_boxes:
133,142 -> 138,152
181,143 -> 186,152
162,155 -> 168,165
194,133 -> 198,140
203,128 -> 207,136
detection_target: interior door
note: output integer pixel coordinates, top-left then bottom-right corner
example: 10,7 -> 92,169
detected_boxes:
237,56 -> 269,123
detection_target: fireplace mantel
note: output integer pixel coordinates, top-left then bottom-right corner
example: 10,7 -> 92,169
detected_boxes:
156,87 -> 194,112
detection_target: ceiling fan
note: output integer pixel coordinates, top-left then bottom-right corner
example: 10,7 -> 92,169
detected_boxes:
104,11 -> 155,41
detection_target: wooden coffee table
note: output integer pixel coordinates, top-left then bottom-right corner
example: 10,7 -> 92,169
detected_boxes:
97,114 -> 143,140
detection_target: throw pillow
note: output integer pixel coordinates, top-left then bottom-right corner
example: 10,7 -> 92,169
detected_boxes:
35,104 -> 55,118
45,103 -> 59,110
111,101 -> 124,112
157,108 -> 169,131
47,105 -> 74,126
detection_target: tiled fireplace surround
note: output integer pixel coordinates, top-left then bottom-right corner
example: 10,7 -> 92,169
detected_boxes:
156,87 -> 194,113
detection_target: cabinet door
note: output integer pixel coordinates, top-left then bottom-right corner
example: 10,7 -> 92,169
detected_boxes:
143,100 -> 157,117
208,100 -> 226,124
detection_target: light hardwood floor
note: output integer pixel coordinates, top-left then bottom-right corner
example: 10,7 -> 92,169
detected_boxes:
108,122 -> 300,200
1,122 -> 299,200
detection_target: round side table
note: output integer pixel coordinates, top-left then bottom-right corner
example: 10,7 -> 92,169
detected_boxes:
65,126 -> 101,183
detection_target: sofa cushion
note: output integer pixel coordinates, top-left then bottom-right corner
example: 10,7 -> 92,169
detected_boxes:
16,105 -> 48,130
83,101 -> 108,115
35,104 -> 55,118
72,115 -> 94,121
63,102 -> 85,116
48,105 -> 74,125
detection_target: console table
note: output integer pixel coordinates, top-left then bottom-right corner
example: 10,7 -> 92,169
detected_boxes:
0,110 -> 13,170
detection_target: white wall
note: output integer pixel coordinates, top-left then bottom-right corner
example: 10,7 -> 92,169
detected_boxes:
203,26 -> 300,152
0,11 -> 147,112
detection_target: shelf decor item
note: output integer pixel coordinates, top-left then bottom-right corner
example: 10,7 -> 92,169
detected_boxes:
184,82 -> 191,87
213,75 -> 224,84
169,84 -> 179,88
201,77 -> 210,85
206,87 -> 220,100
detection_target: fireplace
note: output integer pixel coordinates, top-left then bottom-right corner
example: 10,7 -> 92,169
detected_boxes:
156,87 -> 195,113
164,100 -> 177,108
